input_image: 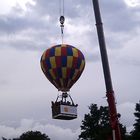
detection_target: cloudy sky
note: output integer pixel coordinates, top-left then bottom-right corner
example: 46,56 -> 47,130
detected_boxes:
0,0 -> 140,139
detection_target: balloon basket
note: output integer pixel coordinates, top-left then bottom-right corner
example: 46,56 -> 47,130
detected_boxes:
51,93 -> 78,120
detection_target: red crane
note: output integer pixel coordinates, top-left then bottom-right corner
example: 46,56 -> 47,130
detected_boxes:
92,0 -> 121,140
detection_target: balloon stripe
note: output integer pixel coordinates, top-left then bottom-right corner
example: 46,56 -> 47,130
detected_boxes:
72,69 -> 79,80
52,68 -> 57,79
57,67 -> 62,78
62,56 -> 67,67
46,71 -> 53,82
67,56 -> 73,68
45,49 -> 50,58
50,57 -> 56,68
72,57 -> 78,68
49,47 -> 55,57
67,79 -> 71,89
75,71 -> 82,81
41,62 -> 46,73
60,78 -> 63,87
77,58 -> 81,69
66,68 -> 71,78
49,69 -> 56,79
62,67 -> 67,79
61,47 -> 67,56
67,47 -> 73,56
45,58 -> 51,69
42,52 -> 46,60
70,69 -> 75,79
72,48 -> 78,57
80,60 -> 85,71
55,47 -> 61,56
55,56 -> 61,67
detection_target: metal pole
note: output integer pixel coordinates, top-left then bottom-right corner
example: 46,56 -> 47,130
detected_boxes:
91,0 -> 121,140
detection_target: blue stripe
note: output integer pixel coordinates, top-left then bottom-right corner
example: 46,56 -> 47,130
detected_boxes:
45,58 -> 51,69
46,71 -> 53,82
67,47 -> 73,56
57,68 -> 62,78
70,69 -> 75,79
49,47 -> 55,57
62,56 -> 67,67
77,58 -> 81,69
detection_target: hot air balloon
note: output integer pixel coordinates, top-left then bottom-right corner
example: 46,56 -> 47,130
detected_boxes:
40,44 -> 85,120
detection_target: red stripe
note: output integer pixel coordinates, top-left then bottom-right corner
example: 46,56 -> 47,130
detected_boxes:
61,47 -> 67,56
43,60 -> 49,71
52,68 -> 57,79
72,57 -> 78,69
45,49 -> 50,58
55,56 -> 61,67
78,50 -> 82,58
66,68 -> 71,78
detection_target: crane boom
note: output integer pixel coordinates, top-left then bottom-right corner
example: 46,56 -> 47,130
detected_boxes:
92,0 -> 121,139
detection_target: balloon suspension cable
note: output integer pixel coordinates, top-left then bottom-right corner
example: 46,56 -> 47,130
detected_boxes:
62,92 -> 68,103
59,0 -> 65,44
62,92 -> 75,105
55,92 -> 75,105
60,16 -> 65,44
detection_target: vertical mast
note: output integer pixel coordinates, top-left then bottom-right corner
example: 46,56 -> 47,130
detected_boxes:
59,0 -> 65,44
92,0 -> 121,139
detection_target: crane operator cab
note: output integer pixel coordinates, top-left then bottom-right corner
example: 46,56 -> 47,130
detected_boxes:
51,92 -> 78,120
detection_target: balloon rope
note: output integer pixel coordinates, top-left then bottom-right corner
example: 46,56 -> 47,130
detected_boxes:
59,0 -> 65,44
61,32 -> 64,44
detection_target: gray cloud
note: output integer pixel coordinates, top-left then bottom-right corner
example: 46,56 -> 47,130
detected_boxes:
0,119 -> 80,140
118,102 -> 135,131
0,0 -> 140,59
100,0 -> 140,32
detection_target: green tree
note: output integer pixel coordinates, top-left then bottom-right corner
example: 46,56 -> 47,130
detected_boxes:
2,131 -> 50,140
78,104 -> 126,140
131,101 -> 140,140
19,131 -> 50,140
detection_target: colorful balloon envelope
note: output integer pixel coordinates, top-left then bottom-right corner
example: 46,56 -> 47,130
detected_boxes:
40,44 -> 85,92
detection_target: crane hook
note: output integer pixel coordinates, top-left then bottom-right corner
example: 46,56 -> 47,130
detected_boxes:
60,16 -> 65,34
60,15 -> 65,25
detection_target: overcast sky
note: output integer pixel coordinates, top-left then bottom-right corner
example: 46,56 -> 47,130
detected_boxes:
0,0 -> 140,139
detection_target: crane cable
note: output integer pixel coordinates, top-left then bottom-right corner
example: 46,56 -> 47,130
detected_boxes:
59,0 -> 65,44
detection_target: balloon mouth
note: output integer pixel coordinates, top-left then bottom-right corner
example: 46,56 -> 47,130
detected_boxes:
58,88 -> 70,92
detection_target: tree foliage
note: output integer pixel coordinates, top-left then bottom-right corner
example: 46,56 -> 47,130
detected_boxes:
19,131 -> 50,140
131,101 -> 140,140
79,104 -> 126,140
2,131 -> 50,140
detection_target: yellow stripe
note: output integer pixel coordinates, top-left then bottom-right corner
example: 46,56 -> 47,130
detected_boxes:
72,48 -> 78,57
49,69 -> 56,79
41,62 -> 46,73
42,52 -> 46,60
67,56 -> 73,68
55,47 -> 61,56
72,70 -> 79,80
62,67 -> 67,79
50,57 -> 56,68
80,60 -> 85,71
